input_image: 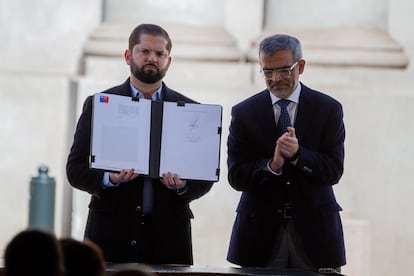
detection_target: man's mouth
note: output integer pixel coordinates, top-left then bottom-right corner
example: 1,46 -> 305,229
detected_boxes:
144,64 -> 158,71
271,82 -> 287,89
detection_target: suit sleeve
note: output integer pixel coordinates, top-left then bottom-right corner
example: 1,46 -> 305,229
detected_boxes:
66,96 -> 105,196
227,105 -> 273,192
294,100 -> 345,186
177,180 -> 213,203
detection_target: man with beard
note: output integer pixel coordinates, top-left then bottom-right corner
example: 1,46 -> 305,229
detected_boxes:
66,24 -> 213,265
226,34 -> 346,274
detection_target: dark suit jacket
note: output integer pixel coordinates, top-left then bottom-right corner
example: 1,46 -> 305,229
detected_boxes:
66,78 -> 213,264
226,83 -> 346,268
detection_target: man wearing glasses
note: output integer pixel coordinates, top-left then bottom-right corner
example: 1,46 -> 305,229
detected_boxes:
226,34 -> 346,274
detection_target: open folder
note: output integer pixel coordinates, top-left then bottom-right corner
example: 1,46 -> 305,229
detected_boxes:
90,93 -> 223,182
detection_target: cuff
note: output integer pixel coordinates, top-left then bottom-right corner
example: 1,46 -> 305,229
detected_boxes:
102,172 -> 120,188
265,160 -> 282,176
176,185 -> 188,195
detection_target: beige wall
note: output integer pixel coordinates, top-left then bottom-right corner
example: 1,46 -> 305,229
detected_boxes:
104,0 -> 225,26
0,1 -> 102,74
265,0 -> 388,30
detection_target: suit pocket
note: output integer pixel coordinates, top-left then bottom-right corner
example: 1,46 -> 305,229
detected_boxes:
236,196 -> 259,219
88,188 -> 120,212
318,201 -> 343,216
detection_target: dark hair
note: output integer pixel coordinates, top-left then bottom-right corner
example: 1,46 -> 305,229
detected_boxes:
4,229 -> 64,276
129,24 -> 172,53
259,34 -> 303,61
59,238 -> 105,276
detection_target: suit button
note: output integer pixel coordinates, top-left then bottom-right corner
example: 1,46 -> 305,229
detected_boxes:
130,240 -> 137,246
136,205 -> 142,212
286,181 -> 291,185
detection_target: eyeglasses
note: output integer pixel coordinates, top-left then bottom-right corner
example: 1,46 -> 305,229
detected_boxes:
260,61 -> 299,80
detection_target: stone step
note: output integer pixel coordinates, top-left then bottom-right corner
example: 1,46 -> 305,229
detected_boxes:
83,22 -> 243,62
246,28 -> 410,69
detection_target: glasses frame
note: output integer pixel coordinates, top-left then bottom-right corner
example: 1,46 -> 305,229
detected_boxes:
260,61 -> 299,80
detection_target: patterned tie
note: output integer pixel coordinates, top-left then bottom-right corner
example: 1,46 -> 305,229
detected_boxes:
277,99 -> 291,136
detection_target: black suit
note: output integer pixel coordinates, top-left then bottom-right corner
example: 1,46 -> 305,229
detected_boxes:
66,78 -> 213,264
226,83 -> 346,268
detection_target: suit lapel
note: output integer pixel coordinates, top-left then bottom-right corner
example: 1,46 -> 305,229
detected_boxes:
112,78 -> 133,97
256,90 -> 279,139
161,83 -> 173,101
294,85 -> 314,139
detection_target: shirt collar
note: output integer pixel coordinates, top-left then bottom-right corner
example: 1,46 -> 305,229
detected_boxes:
129,82 -> 163,100
269,82 -> 301,105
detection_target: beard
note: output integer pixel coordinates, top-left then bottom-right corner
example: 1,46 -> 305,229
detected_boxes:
130,60 -> 167,84
268,79 -> 296,98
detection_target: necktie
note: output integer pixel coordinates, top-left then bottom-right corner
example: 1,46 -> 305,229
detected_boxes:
142,92 -> 159,215
142,177 -> 153,215
277,99 -> 291,136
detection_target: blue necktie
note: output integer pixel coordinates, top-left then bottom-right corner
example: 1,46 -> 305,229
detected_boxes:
277,99 -> 291,136
142,92 -> 160,215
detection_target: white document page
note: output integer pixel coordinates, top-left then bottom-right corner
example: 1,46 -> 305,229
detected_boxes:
159,102 -> 222,181
90,93 -> 152,174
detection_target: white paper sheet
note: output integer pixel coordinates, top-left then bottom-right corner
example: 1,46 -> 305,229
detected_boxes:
159,102 -> 222,181
90,93 -> 152,174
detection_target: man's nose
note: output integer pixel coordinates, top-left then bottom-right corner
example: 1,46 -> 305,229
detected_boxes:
146,51 -> 157,62
270,72 -> 283,81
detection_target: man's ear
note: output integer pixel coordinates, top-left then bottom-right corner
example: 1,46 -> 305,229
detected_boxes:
298,59 -> 306,74
124,49 -> 131,65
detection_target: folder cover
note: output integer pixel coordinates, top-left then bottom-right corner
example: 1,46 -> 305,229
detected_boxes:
90,93 -> 222,182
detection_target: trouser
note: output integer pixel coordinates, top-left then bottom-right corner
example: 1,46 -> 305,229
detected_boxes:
266,220 -> 341,274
